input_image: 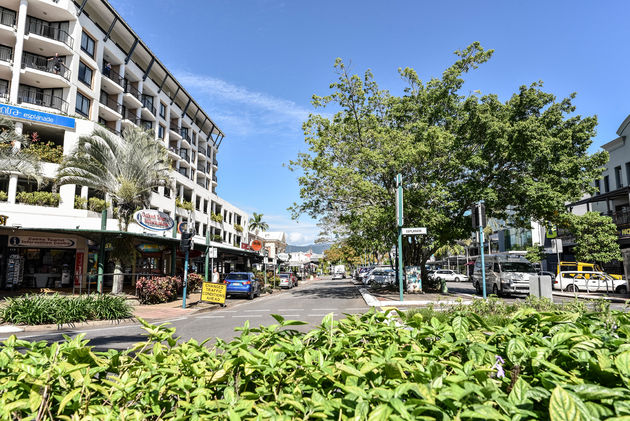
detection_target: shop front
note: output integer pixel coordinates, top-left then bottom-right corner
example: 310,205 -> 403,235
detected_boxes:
1,231 -> 88,289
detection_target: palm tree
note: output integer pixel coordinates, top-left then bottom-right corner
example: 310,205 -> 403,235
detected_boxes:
248,212 -> 269,235
0,117 -> 42,184
57,126 -> 171,293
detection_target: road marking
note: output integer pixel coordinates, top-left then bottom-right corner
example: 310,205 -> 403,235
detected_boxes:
345,307 -> 368,311
312,308 -> 337,311
278,309 -> 303,312
244,309 -> 269,312
278,314 -> 300,317
220,310 -> 237,313
307,313 -> 338,317
232,315 -> 261,318
198,315 -> 225,319
158,317 -> 186,323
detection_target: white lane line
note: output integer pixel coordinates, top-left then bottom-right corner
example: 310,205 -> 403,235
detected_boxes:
307,314 -> 338,317
0,323 -> 140,340
198,315 -> 225,319
232,315 -> 261,318
158,317 -> 186,323
277,314 -> 300,317
312,308 -> 337,311
345,307 -> 368,311
277,309 -> 304,312
244,309 -> 270,312
221,310 -> 237,313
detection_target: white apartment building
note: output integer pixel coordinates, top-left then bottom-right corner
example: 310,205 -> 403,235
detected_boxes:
0,0 -> 257,288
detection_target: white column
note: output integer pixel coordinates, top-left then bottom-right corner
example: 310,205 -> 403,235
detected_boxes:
59,184 -> 75,210
9,0 -> 28,104
12,122 -> 23,151
7,175 -> 18,204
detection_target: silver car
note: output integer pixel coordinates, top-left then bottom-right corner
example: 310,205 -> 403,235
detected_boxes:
367,269 -> 395,288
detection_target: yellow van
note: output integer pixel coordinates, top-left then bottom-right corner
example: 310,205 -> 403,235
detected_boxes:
557,261 -> 623,280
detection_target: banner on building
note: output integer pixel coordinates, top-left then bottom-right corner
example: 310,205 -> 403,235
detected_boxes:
8,236 -> 76,248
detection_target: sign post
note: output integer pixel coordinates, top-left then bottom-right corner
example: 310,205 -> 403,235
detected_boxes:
180,232 -> 193,309
473,203 -> 487,299
396,174 -> 404,301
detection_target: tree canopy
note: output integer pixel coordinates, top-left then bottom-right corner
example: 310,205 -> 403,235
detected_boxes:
290,43 -> 607,275
568,212 -> 621,264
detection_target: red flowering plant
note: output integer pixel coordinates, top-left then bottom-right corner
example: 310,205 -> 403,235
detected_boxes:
136,276 -> 182,304
186,273 -> 204,293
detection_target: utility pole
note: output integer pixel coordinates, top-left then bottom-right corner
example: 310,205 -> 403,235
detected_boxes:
396,173 -> 404,301
473,203 -> 487,299
181,231 -> 192,308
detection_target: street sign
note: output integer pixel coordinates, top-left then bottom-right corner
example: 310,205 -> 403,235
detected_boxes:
208,247 -> 217,258
402,227 -> 427,235
201,282 -> 226,304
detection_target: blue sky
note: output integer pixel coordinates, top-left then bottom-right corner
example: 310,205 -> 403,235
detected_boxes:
110,0 -> 630,245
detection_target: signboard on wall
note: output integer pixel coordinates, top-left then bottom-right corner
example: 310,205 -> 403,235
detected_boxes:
250,240 -> 262,251
0,104 -> 76,129
134,209 -> 175,231
8,236 -> 76,248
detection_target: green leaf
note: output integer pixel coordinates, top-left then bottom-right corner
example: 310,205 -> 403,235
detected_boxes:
549,386 -> 584,421
57,388 -> 82,415
615,351 -> 630,377
368,404 -> 393,421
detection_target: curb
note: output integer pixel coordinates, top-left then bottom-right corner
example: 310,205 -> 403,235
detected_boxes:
358,287 -> 473,307
552,292 -> 630,304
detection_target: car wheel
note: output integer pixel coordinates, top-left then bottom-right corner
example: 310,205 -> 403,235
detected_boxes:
565,284 -> 578,293
248,289 -> 255,300
454,277 -> 460,283
492,284 -> 499,296
616,285 -> 627,295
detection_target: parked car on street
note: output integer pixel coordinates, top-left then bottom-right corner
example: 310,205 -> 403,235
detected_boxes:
278,272 -> 298,288
432,269 -> 468,283
332,272 -> 345,280
225,272 -> 260,300
362,266 -> 392,285
367,269 -> 395,288
554,271 -> 628,294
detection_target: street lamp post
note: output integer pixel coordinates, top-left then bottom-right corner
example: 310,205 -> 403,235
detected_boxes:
396,173 -> 404,301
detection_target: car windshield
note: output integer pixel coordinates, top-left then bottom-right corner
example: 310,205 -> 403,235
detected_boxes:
501,262 -> 536,273
226,274 -> 249,280
279,274 -> 290,278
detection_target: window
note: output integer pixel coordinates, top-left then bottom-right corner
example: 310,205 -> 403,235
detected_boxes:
78,61 -> 93,87
75,91 -> 90,117
159,102 -> 166,118
0,78 -> 8,96
626,163 -> 630,187
615,166 -> 623,189
81,31 -> 95,57
604,175 -> 610,193
594,179 -> 601,195
158,124 -> 165,139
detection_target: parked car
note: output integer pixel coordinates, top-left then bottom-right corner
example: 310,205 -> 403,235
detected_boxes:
432,269 -> 468,283
472,254 -> 536,296
367,269 -> 395,288
361,266 -> 392,285
332,272 -> 345,280
225,272 -> 260,300
278,272 -> 298,288
554,271 -> 627,294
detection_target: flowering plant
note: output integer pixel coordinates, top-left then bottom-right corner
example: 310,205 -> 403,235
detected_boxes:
136,276 -> 182,304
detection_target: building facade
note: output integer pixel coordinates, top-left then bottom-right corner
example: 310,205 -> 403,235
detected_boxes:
0,0 -> 257,288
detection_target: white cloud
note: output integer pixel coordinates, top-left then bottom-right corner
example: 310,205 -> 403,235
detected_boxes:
175,71 -> 312,136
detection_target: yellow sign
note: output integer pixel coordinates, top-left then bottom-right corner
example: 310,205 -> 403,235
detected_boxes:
0,215 -> 7,226
201,282 -> 227,304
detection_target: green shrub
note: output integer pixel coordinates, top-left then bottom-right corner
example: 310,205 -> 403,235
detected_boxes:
211,212 -> 223,222
74,195 -> 86,209
212,234 -> 222,242
15,191 -> 60,207
186,273 -> 204,293
0,190 -> 7,201
0,293 -> 132,326
26,140 -> 64,163
2,308 -> 630,419
175,197 -> 193,211
136,276 -> 182,304
234,223 -> 243,232
87,197 -> 109,213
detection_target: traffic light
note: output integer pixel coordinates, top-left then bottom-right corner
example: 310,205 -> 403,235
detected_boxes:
472,203 -> 487,229
180,232 -> 193,252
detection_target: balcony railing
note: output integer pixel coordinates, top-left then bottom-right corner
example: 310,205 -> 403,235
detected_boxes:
123,80 -> 141,101
0,8 -> 15,27
141,96 -> 156,116
104,126 -> 121,137
17,89 -> 68,113
608,209 -> 630,227
22,52 -> 70,80
0,45 -> 11,62
102,66 -> 124,87
25,22 -> 73,49
123,108 -> 138,124
178,168 -> 188,177
179,149 -> 189,161
180,128 -> 191,142
212,174 -> 217,182
140,120 -> 153,130
99,92 -> 122,114
213,158 -> 218,166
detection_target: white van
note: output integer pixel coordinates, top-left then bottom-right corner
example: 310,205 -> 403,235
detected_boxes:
472,254 -> 537,296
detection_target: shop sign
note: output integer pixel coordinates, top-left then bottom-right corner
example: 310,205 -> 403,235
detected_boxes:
0,104 -> 76,129
250,240 -> 262,251
134,209 -> 175,231
240,243 -> 250,250
619,227 -> 630,238
137,243 -> 163,253
201,282 -> 226,304
8,236 -> 76,248
74,252 -> 84,287
0,215 -> 7,225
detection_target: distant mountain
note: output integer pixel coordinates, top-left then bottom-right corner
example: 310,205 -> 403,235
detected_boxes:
286,243 -> 330,254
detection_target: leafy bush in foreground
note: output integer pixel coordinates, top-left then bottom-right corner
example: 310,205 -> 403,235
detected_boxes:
1,308 -> 630,419
0,294 -> 132,326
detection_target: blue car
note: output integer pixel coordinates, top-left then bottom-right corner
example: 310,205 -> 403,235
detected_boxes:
225,272 -> 260,300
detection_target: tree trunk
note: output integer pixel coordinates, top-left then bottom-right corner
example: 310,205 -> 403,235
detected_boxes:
112,259 -> 124,294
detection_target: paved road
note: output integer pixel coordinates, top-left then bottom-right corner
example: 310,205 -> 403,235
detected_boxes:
1,276 -> 369,350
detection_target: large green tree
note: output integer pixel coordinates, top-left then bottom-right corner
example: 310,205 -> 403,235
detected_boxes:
57,126 -> 171,293
290,43 -> 607,287
568,212 -> 621,264
248,212 -> 269,235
